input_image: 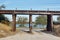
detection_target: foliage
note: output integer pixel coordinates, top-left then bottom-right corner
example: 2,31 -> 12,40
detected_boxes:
0,15 -> 10,25
57,16 -> 60,22
34,15 -> 47,27
0,14 -> 5,22
17,16 -> 28,27
19,24 -> 26,27
34,24 -> 37,27
0,4 -> 10,25
0,4 -> 5,10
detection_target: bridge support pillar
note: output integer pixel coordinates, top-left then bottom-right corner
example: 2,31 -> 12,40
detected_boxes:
47,14 -> 53,31
12,14 -> 16,32
29,14 -> 32,32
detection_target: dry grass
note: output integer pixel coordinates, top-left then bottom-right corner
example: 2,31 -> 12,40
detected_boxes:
0,23 -> 18,38
53,25 -> 60,36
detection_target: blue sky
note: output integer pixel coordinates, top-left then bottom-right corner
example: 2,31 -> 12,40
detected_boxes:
0,0 -> 60,21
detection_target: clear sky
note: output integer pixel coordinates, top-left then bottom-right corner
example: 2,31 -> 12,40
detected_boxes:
0,0 -> 60,21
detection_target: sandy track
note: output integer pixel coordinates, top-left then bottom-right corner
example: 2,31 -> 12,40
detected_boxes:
0,31 -> 60,40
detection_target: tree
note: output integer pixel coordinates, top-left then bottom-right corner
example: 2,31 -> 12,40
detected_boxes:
34,15 -> 47,27
0,4 -> 9,25
0,4 -> 6,22
57,16 -> 60,22
0,4 -> 5,10
17,16 -> 28,27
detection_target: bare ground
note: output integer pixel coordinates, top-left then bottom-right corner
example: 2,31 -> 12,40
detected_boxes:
0,30 -> 60,40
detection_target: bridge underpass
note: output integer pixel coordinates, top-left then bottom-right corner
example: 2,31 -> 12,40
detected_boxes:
0,10 -> 60,32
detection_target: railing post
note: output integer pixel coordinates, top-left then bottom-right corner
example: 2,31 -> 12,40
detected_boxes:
12,14 -> 16,32
47,14 -> 53,31
29,14 -> 32,32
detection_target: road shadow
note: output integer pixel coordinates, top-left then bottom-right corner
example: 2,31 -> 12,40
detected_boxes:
35,30 -> 59,37
20,29 -> 33,34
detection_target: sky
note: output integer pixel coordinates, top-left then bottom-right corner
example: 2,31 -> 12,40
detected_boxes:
0,0 -> 60,21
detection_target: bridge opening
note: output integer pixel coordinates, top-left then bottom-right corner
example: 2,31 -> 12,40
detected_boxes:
0,10 -> 59,32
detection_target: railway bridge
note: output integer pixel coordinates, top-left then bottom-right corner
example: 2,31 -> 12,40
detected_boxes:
0,10 -> 60,32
